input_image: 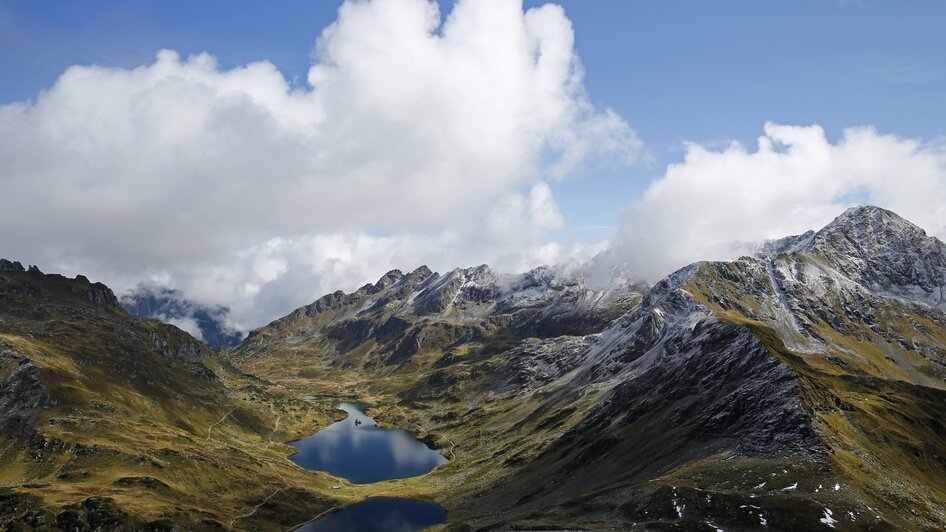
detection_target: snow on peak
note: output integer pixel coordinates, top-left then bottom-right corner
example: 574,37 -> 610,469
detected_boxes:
809,205 -> 946,304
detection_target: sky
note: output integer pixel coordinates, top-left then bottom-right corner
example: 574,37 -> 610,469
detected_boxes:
1,0 -> 945,333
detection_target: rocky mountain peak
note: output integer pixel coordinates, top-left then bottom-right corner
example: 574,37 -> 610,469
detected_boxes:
408,265 -> 434,278
396,265 -> 437,291
808,205 -> 946,303
449,263 -> 494,281
755,206 -> 946,305
0,259 -> 25,272
373,269 -> 404,290
442,264 -> 498,289
0,259 -> 43,274
812,204 -> 928,249
0,260 -> 118,307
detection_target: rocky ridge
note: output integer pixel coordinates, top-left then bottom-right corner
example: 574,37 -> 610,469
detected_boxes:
235,261 -> 646,374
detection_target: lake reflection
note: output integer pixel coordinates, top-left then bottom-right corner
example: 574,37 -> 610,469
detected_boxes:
288,403 -> 447,484
297,497 -> 446,532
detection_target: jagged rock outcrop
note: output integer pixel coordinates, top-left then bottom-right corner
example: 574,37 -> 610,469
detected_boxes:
0,259 -> 25,272
0,262 -> 119,309
233,261 -> 646,371
0,340 -> 51,426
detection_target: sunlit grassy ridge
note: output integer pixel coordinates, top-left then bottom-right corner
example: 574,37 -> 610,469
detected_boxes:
686,256 -> 946,528
0,269 -> 392,530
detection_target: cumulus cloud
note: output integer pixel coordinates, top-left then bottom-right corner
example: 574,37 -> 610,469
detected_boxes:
617,122 -> 946,280
0,0 -> 640,328
163,182 -> 594,329
164,316 -> 205,342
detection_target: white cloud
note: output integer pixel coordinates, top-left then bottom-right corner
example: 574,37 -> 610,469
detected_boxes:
0,0 -> 639,328
163,316 -> 205,341
616,122 -> 946,281
153,182 -> 602,330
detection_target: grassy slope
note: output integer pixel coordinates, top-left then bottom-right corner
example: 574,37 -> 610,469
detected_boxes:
0,270 -> 381,531
685,257 -> 946,529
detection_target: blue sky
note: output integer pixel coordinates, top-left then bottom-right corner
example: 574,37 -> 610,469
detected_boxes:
2,0 -> 946,328
3,0 -> 943,241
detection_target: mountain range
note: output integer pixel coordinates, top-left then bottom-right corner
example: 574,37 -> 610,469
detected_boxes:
1,205 -> 945,530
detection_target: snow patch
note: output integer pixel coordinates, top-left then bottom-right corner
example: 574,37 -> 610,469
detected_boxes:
672,489 -> 684,519
820,508 -> 837,528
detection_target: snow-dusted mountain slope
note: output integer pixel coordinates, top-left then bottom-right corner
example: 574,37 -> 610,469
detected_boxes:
228,205 -> 946,530
758,205 -> 946,305
233,262 -> 646,370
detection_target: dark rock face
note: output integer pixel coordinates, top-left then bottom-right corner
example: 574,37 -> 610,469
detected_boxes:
493,335 -> 597,389
591,322 -> 817,456
54,497 -> 130,531
77,281 -> 119,306
147,329 -> 214,362
550,261 -> 821,478
234,262 -> 644,369
0,262 -> 118,307
0,259 -> 25,272
326,318 -> 375,352
0,340 -> 51,426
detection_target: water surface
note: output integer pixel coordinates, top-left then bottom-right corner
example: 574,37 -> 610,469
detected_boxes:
288,402 -> 447,484
296,497 -> 447,532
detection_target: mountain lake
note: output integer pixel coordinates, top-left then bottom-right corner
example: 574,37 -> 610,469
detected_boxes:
296,497 -> 447,532
290,402 -> 448,530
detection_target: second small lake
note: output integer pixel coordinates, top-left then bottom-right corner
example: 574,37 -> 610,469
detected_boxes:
296,497 -> 447,532
288,402 -> 448,484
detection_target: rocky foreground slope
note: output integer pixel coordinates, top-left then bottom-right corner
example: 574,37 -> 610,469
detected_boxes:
1,205 -> 945,530
0,262 -> 369,530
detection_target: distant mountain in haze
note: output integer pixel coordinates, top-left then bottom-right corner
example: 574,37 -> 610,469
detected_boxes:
120,285 -> 243,348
